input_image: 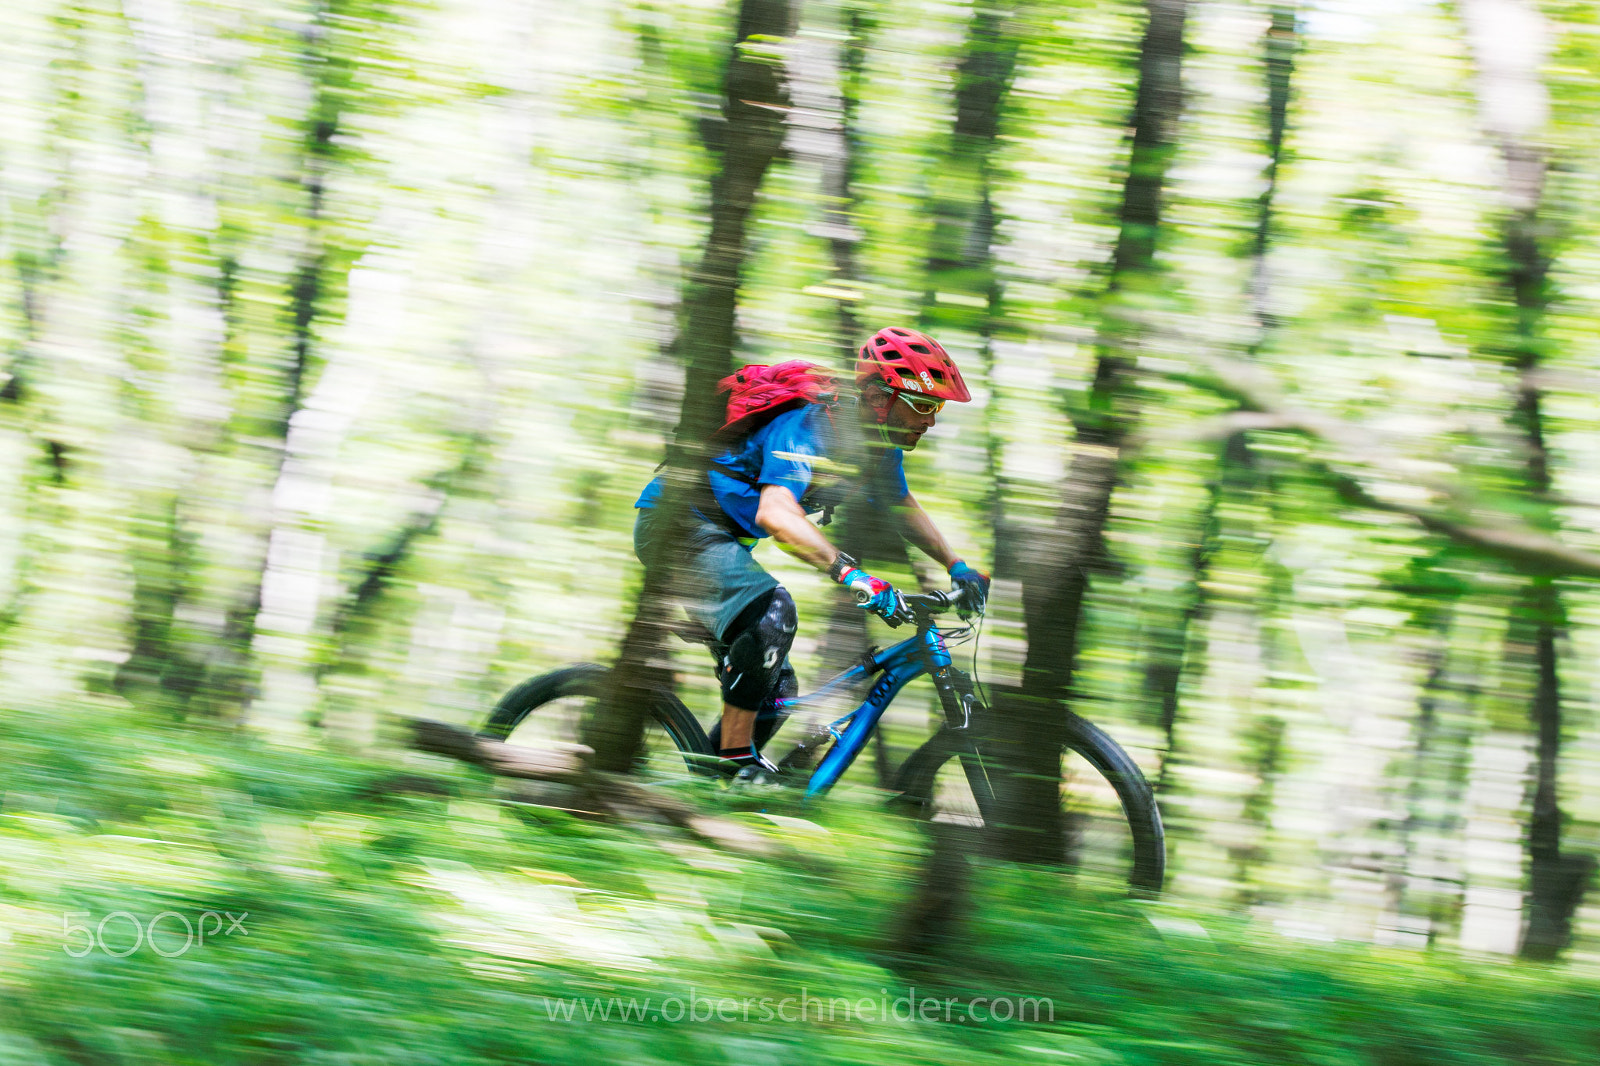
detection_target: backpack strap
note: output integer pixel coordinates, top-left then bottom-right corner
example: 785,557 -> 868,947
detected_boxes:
657,407 -> 886,533
648,452 -> 760,541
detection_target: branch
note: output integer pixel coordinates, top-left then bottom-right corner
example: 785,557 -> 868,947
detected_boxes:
406,719 -> 787,860
1318,466 -> 1600,579
410,718 -> 589,779
318,438 -> 484,678
1180,354 -> 1600,580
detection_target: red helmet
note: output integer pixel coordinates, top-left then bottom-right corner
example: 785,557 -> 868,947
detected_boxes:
855,327 -> 971,403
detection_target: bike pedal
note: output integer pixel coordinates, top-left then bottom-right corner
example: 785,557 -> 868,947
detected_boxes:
732,761 -> 783,786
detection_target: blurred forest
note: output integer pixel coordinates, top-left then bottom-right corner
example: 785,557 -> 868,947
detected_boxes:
5,0 -> 1600,1060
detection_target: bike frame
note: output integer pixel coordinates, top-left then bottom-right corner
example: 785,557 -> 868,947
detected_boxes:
772,619 -> 975,797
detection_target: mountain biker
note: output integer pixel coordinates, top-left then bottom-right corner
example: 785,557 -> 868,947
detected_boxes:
632,326 -> 991,778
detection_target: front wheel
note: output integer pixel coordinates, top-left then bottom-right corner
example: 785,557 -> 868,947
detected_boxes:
891,728 -> 999,829
482,664 -> 713,775
893,709 -> 1166,893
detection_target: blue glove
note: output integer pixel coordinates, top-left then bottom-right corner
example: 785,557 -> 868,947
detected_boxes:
947,559 -> 990,618
837,566 -> 910,627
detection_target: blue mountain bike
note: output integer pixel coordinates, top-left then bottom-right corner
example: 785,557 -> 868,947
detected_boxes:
483,587 -> 1165,891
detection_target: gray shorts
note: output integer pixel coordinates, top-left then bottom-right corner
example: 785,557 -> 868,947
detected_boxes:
633,506 -> 779,642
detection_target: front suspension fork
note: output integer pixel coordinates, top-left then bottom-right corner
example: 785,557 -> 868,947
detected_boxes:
930,665 -> 979,732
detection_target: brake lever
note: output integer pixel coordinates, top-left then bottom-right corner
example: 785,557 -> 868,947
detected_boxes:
891,591 -> 915,628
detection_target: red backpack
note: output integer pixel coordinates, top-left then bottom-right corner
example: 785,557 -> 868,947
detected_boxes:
689,361 -> 865,527
714,361 -> 842,442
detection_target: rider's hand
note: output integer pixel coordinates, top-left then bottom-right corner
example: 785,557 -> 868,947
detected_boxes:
836,565 -> 910,628
947,559 -> 990,618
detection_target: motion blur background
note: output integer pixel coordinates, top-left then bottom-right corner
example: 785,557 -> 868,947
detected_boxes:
3,0 -> 1600,1061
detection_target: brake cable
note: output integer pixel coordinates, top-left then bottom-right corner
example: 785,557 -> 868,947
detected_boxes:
970,608 -> 990,713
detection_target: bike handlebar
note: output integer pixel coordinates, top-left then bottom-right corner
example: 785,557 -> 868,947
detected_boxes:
849,583 -> 975,625
902,585 -> 975,616
902,582 -> 972,624
851,586 -> 966,607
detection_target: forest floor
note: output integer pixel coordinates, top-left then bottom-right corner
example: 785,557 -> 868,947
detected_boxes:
0,699 -> 1595,1065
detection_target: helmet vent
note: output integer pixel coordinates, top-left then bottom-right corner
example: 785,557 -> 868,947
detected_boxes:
908,343 -> 930,354
888,328 -> 911,337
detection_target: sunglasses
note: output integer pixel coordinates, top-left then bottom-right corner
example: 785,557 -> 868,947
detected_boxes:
894,392 -> 945,416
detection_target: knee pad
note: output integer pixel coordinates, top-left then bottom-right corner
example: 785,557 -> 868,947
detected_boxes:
708,659 -> 796,753
718,587 -> 797,711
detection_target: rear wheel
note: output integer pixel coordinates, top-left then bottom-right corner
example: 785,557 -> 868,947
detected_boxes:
893,709 -> 1165,893
482,664 -> 714,776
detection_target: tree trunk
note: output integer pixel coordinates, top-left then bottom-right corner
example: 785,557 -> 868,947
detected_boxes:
919,5 -> 1018,335
788,0 -> 868,363
585,0 -> 798,773
115,496 -> 205,708
1143,6 -> 1297,792
1519,581 -> 1594,957
918,3 -> 1021,573
1231,712 -> 1286,906
312,437 -> 484,693
196,5 -> 354,723
896,823 -> 975,957
0,15 -> 85,648
1,241 -> 47,407
1458,0 -> 1591,960
898,2 -> 1025,955
0,191 -> 56,646
787,1 -> 881,684
996,0 -> 1189,865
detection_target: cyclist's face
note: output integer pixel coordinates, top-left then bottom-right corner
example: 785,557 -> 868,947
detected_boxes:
880,388 -> 939,449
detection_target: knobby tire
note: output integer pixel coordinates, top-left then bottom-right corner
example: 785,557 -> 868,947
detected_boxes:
894,707 -> 1166,893
481,664 -> 713,770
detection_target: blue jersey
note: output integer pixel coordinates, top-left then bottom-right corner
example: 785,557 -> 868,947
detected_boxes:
634,405 -> 909,538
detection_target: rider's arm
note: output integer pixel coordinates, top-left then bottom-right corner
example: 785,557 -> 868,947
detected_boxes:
893,492 -> 960,571
755,484 -> 840,572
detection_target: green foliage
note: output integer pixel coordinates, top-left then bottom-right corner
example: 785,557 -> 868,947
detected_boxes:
3,0 -> 1600,1054
2,706 -> 1597,1064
